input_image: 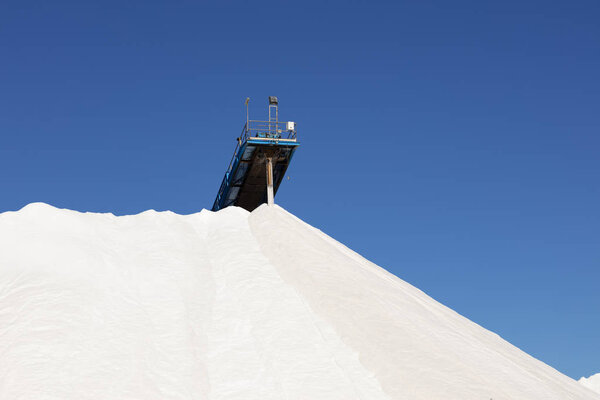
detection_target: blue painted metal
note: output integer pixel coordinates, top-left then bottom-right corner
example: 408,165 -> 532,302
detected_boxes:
212,120 -> 299,212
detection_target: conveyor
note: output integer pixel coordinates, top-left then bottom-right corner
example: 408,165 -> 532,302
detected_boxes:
212,97 -> 299,212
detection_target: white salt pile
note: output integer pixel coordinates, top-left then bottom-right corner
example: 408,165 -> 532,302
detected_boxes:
581,374 -> 600,396
0,203 -> 597,399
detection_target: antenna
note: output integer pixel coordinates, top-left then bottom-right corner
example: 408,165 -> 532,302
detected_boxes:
245,97 -> 250,133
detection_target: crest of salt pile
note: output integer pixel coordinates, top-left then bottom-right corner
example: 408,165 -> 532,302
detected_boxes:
0,203 -> 598,400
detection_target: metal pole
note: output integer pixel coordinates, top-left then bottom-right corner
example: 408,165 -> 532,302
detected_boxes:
266,157 -> 274,206
245,97 -> 250,135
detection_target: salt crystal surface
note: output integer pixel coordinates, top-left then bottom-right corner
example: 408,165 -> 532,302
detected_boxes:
581,374 -> 600,395
0,203 -> 597,399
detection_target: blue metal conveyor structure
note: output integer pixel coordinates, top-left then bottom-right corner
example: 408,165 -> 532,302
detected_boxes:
212,97 -> 299,212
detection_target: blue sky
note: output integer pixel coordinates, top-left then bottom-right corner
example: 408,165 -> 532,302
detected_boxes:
1,0 -> 598,379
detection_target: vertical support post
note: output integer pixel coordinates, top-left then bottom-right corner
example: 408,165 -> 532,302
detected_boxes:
266,157 -> 274,206
245,97 -> 250,135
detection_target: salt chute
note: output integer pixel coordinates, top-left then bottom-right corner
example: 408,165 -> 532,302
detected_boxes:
212,97 -> 299,212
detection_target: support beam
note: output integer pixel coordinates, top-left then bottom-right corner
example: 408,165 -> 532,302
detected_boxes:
266,157 -> 274,206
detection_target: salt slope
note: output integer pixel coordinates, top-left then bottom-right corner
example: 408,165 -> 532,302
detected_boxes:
0,203 -> 596,400
581,374 -> 600,395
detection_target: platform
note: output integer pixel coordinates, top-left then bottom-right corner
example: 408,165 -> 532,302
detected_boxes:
212,107 -> 299,212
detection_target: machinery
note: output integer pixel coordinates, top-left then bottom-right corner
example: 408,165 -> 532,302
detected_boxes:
212,97 -> 299,212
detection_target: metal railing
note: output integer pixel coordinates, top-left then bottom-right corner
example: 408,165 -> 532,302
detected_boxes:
242,120 -> 297,141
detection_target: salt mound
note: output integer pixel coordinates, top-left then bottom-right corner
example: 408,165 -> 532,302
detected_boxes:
581,374 -> 600,395
0,203 -> 597,400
